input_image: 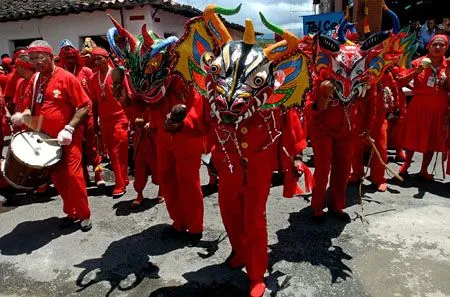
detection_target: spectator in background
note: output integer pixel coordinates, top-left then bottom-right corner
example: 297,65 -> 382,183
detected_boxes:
442,17 -> 450,32
410,20 -> 422,36
418,19 -> 436,56
436,24 -> 446,35
440,17 -> 450,56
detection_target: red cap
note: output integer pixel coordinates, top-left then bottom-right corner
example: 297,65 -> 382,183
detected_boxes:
15,58 -> 35,69
2,57 -> 12,65
91,47 -> 109,57
28,46 -> 53,55
13,49 -> 28,61
59,46 -> 79,58
427,34 -> 449,50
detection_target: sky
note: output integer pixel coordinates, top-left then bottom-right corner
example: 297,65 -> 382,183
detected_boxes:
175,0 -> 315,38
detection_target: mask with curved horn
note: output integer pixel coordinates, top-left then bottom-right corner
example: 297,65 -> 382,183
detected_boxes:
382,1 -> 400,34
337,7 -> 355,45
107,16 -> 178,104
260,12 -> 299,61
172,3 -> 310,126
312,2 -> 406,105
203,4 -> 241,47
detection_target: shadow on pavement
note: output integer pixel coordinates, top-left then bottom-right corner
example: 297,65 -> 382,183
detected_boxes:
148,264 -> 248,297
268,206 -> 352,290
387,174 -> 450,199
201,183 -> 218,197
87,184 -> 114,197
0,217 -> 77,255
74,224 -> 188,297
0,186 -> 58,210
112,198 -> 162,216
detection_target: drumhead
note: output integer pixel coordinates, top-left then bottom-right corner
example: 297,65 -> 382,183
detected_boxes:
10,131 -> 62,168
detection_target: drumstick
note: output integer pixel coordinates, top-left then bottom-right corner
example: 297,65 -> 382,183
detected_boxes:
3,106 -> 14,134
36,138 -> 58,143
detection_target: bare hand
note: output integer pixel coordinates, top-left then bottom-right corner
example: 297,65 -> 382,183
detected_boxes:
170,104 -> 187,122
317,80 -> 334,111
164,117 -> 183,132
135,117 -> 145,128
445,59 -> 450,77
293,160 -> 304,178
360,129 -> 370,138
415,65 -> 425,75
112,83 -> 130,106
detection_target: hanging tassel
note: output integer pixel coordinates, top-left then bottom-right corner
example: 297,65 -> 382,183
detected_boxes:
301,162 -> 314,193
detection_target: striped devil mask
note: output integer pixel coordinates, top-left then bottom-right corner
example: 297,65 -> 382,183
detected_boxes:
173,4 -> 310,125
312,3 -> 413,104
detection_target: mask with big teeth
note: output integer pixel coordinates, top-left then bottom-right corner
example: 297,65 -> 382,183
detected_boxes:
204,41 -> 285,125
313,3 -> 408,104
187,5 -> 300,125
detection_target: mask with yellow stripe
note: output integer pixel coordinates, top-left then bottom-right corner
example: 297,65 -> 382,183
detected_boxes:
173,4 -> 311,126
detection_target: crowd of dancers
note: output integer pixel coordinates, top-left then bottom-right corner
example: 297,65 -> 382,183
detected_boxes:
0,3 -> 449,297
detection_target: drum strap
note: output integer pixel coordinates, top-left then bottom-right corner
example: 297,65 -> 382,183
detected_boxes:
31,73 -> 40,115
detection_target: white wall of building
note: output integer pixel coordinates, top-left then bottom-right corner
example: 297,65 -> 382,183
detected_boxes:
0,5 -> 243,56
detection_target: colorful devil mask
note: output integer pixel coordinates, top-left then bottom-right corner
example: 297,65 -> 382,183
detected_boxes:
173,4 -> 310,126
107,18 -> 178,103
312,4 -> 408,104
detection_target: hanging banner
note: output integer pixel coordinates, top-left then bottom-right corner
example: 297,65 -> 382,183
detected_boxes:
303,11 -> 345,36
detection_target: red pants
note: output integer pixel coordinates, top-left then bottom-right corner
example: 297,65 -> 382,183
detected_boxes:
133,131 -> 159,193
213,151 -> 274,283
388,117 -> 405,151
157,136 -> 204,233
310,134 -> 352,216
100,118 -> 129,189
51,134 -> 90,219
352,115 -> 387,184
83,114 -> 102,168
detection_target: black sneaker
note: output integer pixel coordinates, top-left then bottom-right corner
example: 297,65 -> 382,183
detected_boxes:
80,219 -> 92,232
162,225 -> 186,238
185,232 -> 202,247
328,211 -> 351,223
59,217 -> 77,229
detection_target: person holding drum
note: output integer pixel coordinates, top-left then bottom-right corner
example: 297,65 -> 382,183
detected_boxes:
10,40 -> 93,232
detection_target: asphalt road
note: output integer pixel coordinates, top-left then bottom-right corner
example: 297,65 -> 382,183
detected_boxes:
0,149 -> 449,297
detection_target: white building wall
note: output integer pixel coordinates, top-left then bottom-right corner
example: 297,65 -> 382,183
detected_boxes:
0,5 -> 244,56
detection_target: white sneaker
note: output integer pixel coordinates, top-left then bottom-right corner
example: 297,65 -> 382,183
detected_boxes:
80,219 -> 92,232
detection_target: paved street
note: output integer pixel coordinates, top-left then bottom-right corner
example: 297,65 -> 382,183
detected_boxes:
0,149 -> 449,297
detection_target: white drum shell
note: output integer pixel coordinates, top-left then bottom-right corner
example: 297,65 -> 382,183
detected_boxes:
10,131 -> 62,168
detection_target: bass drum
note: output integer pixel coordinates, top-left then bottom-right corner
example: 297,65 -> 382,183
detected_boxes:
1,131 -> 62,190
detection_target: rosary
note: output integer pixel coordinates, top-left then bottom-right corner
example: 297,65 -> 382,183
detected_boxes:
343,104 -> 353,131
215,128 -> 248,183
98,67 -> 112,100
259,110 -> 281,151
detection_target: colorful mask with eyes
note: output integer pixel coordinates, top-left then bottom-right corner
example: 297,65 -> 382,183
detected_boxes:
107,17 -> 178,103
173,4 -> 311,125
313,4 -> 411,104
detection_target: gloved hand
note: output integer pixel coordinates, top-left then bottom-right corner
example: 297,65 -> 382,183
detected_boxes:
57,125 -> 75,145
10,112 -> 24,126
